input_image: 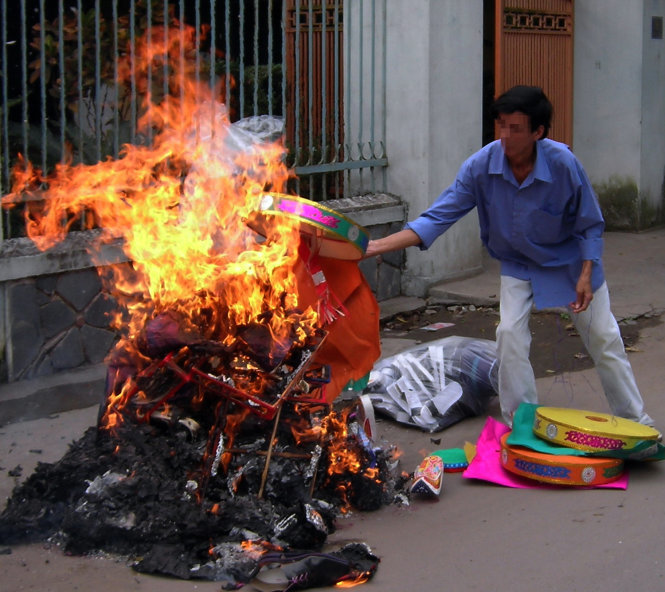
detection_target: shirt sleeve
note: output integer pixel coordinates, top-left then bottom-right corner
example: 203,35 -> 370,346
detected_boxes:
405,162 -> 478,250
572,158 -> 605,262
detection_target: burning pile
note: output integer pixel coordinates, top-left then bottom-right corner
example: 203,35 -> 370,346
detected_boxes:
0,23 -> 395,589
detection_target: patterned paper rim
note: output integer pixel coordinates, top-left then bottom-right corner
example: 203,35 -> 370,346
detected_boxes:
533,407 -> 660,453
500,433 -> 624,486
247,192 -> 370,260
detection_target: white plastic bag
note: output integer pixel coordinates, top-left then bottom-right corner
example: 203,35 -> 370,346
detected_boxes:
364,336 -> 498,432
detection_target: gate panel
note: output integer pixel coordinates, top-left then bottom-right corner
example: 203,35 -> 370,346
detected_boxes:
1,0 -> 386,227
285,1 -> 343,160
494,0 -> 574,145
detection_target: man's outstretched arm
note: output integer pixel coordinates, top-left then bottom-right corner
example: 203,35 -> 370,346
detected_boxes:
364,229 -> 422,258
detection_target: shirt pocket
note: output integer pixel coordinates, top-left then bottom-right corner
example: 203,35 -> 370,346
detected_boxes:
526,207 -> 567,244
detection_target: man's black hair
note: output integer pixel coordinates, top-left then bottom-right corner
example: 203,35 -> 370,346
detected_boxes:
491,85 -> 553,139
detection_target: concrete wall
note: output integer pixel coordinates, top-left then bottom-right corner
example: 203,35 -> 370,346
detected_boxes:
640,1 -> 665,222
0,234 -> 127,383
346,0 -> 485,297
573,3 -> 643,177
574,0 -> 665,228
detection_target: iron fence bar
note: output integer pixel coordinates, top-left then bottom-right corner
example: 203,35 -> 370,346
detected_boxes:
112,0 -> 120,158
77,0 -> 84,159
369,0 -> 375,192
281,0 -> 286,126
58,0 -> 66,162
356,0 -> 363,189
194,0 -> 202,142
343,0 -> 350,192
239,1 -> 245,119
268,0 -> 274,116
333,0 -> 340,197
146,0 -> 153,143
20,0 -> 27,163
95,0 -> 102,161
0,0 -> 5,368
224,0 -> 231,112
163,1 -> 169,115
320,0 -> 327,198
129,0 -> 137,142
91,0 -> 101,228
294,1 -> 301,196
253,0 -> 259,115
295,156 -> 387,175
381,0 -> 387,189
195,0 -> 201,93
179,0 -> 186,106
307,0 -> 314,200
307,0 -> 313,163
210,0 -> 217,137
1,0 -> 6,239
83,3 -> 91,230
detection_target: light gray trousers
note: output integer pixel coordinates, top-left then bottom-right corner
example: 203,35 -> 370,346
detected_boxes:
496,276 -> 654,427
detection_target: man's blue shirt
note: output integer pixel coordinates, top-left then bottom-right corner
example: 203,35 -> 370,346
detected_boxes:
406,138 -> 605,309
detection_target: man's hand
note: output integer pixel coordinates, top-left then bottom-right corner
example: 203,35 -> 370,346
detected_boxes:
569,260 -> 593,313
363,229 -> 422,259
363,239 -> 383,259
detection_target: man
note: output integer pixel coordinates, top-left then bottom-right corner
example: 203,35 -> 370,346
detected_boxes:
366,85 -> 654,427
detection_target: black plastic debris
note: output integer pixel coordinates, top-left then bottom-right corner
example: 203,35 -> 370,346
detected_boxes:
254,543 -> 380,591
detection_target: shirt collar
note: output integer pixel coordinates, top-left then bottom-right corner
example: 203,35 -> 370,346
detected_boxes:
489,139 -> 553,185
532,140 -> 553,183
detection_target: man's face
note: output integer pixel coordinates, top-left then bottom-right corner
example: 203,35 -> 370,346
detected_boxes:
496,111 -> 544,162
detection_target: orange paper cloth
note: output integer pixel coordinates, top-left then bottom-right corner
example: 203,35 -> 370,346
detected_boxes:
295,254 -> 380,402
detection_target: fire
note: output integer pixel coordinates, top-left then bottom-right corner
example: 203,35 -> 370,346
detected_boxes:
322,410 -> 369,476
0,21 -> 392,592
3,16 -> 388,521
336,576 -> 371,588
3,23 -> 320,424
239,539 -> 281,557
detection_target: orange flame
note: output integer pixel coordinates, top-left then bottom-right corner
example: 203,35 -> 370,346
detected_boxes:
322,410 -> 366,477
336,576 -> 371,588
3,23 -> 320,422
239,539 -> 281,557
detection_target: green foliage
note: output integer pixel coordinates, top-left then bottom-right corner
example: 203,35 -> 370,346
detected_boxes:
29,0 -> 172,117
24,0 -> 181,167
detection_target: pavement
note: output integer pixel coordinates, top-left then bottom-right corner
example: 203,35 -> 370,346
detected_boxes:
1,228 -> 665,592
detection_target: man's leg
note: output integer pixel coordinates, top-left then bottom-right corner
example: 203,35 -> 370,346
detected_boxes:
572,282 -> 654,426
496,275 -> 538,424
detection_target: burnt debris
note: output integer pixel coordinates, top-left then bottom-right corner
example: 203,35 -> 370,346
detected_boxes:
0,396 -> 401,588
0,302 -> 402,589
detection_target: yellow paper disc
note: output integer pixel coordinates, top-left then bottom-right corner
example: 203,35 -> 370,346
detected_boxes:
533,406 -> 661,453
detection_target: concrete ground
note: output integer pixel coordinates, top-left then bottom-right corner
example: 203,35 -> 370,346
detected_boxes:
1,229 -> 664,592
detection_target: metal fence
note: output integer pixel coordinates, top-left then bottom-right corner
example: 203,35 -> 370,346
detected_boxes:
0,0 -> 387,240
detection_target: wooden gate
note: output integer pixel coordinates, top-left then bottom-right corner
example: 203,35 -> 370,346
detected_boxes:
284,1 -> 344,163
494,0 -> 574,146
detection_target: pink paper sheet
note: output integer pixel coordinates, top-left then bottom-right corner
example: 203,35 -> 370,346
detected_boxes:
462,416 -> 629,490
